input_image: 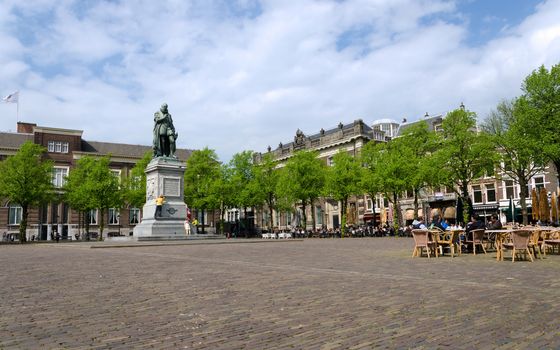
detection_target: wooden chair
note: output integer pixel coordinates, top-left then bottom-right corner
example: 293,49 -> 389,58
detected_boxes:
502,230 -> 534,262
437,231 -> 461,258
465,229 -> 487,255
543,230 -> 560,255
412,229 -> 438,258
528,230 -> 543,259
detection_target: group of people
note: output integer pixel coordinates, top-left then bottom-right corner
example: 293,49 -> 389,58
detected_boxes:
411,212 -> 504,253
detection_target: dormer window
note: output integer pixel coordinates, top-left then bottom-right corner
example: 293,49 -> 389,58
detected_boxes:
48,141 -> 69,153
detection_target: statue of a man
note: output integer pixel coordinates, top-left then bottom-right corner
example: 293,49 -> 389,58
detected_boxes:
153,103 -> 178,158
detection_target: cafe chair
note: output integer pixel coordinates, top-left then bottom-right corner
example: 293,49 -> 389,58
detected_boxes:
528,230 -> 543,259
411,229 -> 438,258
465,229 -> 487,255
502,230 -> 534,262
437,230 -> 461,258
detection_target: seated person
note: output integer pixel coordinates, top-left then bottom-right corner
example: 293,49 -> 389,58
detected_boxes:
412,216 -> 427,229
487,214 -> 503,230
465,214 -> 485,247
429,214 -> 446,231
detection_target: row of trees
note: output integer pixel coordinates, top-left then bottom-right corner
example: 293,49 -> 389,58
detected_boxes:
1,63 -> 558,242
182,63 -> 560,232
0,145 -> 152,242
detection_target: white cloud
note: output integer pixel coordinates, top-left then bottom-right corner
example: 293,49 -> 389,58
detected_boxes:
0,0 -> 559,161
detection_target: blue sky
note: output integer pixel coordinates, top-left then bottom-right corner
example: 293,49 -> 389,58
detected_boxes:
0,0 -> 559,162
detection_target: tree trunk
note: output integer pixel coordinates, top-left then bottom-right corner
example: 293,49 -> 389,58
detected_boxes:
554,159 -> 560,189
413,188 -> 419,220
301,200 -> 307,231
341,199 -> 347,238
310,199 -> 316,232
392,192 -> 401,230
461,181 -> 471,223
370,194 -> 377,229
19,204 -> 28,243
268,198 -> 274,231
98,208 -> 105,241
201,208 -> 206,234
519,175 -> 529,225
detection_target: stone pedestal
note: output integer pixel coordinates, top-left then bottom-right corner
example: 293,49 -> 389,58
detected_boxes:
133,157 -> 188,240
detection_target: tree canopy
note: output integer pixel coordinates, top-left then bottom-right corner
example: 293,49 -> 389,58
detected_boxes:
0,142 -> 54,242
325,150 -> 361,236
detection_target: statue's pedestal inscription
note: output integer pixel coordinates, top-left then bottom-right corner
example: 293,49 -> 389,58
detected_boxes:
133,157 -> 188,240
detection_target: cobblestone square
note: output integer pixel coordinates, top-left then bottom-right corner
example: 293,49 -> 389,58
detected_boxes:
1,238 -> 559,349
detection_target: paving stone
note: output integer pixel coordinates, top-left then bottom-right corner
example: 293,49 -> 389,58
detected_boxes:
1,238 -> 559,349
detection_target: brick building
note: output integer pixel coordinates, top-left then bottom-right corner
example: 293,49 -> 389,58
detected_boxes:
0,122 -> 192,241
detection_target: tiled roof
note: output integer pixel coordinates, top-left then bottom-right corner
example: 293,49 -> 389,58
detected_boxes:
0,132 -> 33,149
81,140 -> 192,162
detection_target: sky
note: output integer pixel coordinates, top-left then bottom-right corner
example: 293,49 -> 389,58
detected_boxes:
1,0 -> 559,162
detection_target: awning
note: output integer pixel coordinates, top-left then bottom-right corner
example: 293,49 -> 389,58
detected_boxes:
363,213 -> 374,221
405,209 -> 414,220
443,207 -> 456,219
472,204 -> 499,211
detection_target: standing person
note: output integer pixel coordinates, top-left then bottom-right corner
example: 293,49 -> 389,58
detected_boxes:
155,195 -> 165,219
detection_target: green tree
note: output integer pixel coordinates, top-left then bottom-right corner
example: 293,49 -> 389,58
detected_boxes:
276,150 -> 326,231
436,107 -> 495,223
359,142 -> 384,228
325,150 -> 361,237
184,148 -> 222,234
361,140 -> 411,229
520,63 -> 560,185
123,151 -> 152,209
252,153 -> 279,230
395,123 -> 440,220
483,99 -> 547,225
0,142 -> 54,243
65,156 -> 95,239
228,151 -> 261,227
64,156 -> 122,241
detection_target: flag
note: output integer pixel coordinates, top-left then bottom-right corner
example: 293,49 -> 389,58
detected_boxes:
3,91 -> 19,103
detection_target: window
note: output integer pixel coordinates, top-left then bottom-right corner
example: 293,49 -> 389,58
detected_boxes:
9,205 -> 22,225
534,176 -> 545,190
52,167 -> 68,188
47,141 -> 69,153
366,199 -> 373,211
316,206 -> 323,225
327,156 -> 334,167
286,211 -> 292,225
472,185 -> 483,204
130,208 -> 140,224
111,169 -> 121,186
108,208 -> 119,225
505,180 -> 517,199
88,209 -> 98,225
486,184 -> 496,202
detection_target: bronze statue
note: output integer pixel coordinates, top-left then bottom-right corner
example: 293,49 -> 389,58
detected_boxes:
153,103 -> 178,158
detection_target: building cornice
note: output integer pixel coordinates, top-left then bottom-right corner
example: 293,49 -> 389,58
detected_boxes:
33,126 -> 83,137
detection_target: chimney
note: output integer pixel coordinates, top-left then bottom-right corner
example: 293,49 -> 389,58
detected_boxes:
17,122 -> 36,134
